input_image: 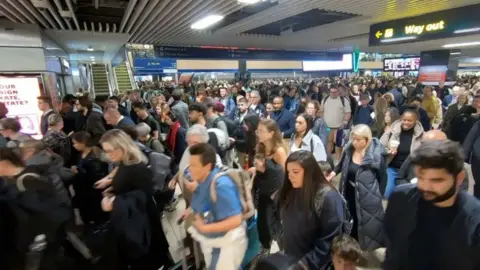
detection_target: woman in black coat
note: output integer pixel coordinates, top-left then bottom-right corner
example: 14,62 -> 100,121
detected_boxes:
95,129 -> 173,270
71,131 -> 110,230
326,124 -> 386,250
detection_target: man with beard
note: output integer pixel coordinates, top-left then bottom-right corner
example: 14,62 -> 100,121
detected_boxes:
270,96 -> 295,139
384,140 -> 480,270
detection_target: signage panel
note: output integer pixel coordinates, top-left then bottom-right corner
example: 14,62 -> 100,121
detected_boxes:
0,77 -> 43,139
154,46 -> 343,61
133,58 -> 177,70
303,54 -> 353,71
383,57 -> 420,71
369,4 -> 480,46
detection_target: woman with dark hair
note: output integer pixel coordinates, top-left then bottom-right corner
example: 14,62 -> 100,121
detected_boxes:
165,109 -> 187,167
306,100 -> 328,147
70,131 -> 110,230
380,107 -> 424,198
278,151 -> 349,269
236,113 -> 260,168
289,114 -> 327,161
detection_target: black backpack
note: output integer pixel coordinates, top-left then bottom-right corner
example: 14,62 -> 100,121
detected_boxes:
212,116 -> 237,138
138,144 -> 172,192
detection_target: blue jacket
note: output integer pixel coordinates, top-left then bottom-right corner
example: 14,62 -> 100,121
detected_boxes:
353,105 -> 374,126
221,97 -> 236,118
283,96 -> 293,111
389,88 -> 405,108
384,184 -> 480,269
270,108 -> 295,138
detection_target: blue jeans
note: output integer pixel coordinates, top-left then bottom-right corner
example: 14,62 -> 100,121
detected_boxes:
386,167 -> 399,199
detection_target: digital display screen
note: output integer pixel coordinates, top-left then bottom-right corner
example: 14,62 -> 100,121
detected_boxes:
383,57 -> 421,71
302,54 -> 352,71
155,46 -> 343,61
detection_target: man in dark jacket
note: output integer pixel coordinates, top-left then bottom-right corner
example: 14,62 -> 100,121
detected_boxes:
270,96 -> 295,138
38,96 -> 55,136
0,148 -> 71,270
170,89 -> 190,129
104,106 -> 136,130
384,140 -> 480,270
397,130 -> 469,191
76,96 -> 106,144
463,119 -> 480,198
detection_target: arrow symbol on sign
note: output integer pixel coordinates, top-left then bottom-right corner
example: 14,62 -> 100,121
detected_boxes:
375,31 -> 382,38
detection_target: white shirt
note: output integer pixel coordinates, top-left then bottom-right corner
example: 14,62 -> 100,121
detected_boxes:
115,115 -> 125,126
42,109 -> 53,116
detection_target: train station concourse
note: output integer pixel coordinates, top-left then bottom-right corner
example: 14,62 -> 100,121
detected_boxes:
0,1 -> 480,270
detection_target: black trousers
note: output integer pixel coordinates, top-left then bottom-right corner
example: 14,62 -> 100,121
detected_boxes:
257,195 -> 274,249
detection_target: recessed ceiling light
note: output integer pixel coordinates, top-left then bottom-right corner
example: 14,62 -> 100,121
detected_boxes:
450,52 -> 462,55
92,62 -> 96,64
90,56 -> 95,59
191,15 -> 224,30
238,0 -> 262,4
380,36 -> 417,43
442,41 -> 480,48
454,27 -> 480,34
87,47 -> 94,51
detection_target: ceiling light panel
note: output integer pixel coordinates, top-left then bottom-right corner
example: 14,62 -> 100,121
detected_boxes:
191,15 -> 224,30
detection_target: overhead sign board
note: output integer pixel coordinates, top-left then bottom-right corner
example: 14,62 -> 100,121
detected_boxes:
383,57 -> 420,72
369,3 -> 480,46
133,58 -> 177,70
154,46 -> 343,61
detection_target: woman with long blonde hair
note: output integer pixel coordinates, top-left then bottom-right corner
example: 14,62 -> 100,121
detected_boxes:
95,129 -> 173,269
326,124 -> 386,248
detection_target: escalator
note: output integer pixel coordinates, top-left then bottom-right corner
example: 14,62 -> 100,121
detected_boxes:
91,64 -> 110,97
114,62 -> 134,93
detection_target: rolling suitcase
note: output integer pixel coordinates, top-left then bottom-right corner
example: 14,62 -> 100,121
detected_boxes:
170,214 -> 203,270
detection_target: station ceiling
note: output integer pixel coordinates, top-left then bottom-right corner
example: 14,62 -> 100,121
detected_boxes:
1,0 -> 480,54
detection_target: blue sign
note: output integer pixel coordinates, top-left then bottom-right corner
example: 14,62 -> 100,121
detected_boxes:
133,58 -> 177,70
155,46 -> 343,61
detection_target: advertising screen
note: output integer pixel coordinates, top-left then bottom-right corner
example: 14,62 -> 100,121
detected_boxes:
0,77 -> 43,139
384,57 -> 421,71
302,54 -> 353,71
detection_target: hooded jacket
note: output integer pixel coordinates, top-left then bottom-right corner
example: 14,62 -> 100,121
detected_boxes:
380,119 -> 424,163
289,130 -> 327,162
335,137 -> 387,250
25,150 -> 72,206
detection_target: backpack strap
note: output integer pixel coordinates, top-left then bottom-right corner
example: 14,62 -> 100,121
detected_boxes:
211,117 -> 222,129
16,173 -> 41,192
310,137 -> 314,153
209,168 -> 255,219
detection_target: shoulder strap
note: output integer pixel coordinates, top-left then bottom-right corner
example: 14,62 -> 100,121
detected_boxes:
322,95 -> 329,105
310,137 -> 314,153
212,117 -> 222,129
340,96 -> 346,107
16,173 -> 41,192
209,168 -> 255,219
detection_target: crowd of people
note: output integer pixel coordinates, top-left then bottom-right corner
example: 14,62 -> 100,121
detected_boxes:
0,74 -> 479,270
